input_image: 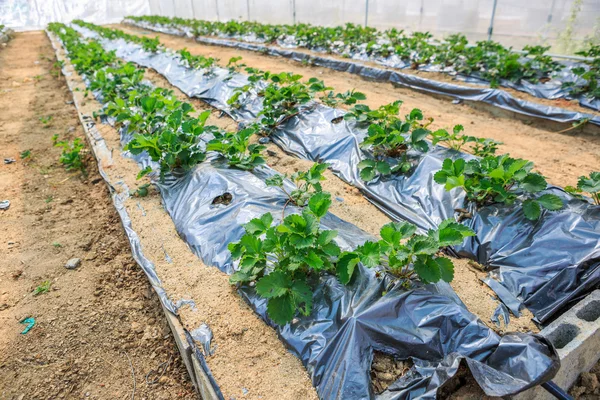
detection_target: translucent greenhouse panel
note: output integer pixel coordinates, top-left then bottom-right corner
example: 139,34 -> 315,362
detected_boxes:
484,0 -> 599,51
188,0 -> 220,21
214,0 -> 247,21
295,0 -> 364,26
248,0 -> 293,24
0,0 -> 150,30
367,0 -> 412,30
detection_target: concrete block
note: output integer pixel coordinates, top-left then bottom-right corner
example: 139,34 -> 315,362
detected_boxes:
514,290 -> 600,400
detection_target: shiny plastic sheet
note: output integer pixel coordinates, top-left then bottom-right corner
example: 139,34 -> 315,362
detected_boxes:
63,27 -> 563,399
140,155 -> 559,400
74,24 -> 600,326
125,19 -> 600,118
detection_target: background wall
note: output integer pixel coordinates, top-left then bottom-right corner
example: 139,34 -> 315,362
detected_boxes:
2,0 -> 598,53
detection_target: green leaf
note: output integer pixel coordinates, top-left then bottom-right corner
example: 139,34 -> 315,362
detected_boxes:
359,166 -> 377,182
357,159 -> 376,170
245,213 -> 273,234
437,228 -> 464,247
522,199 -> 541,221
317,230 -> 338,246
308,192 -> 331,218
376,161 -> 391,175
304,250 -> 324,269
336,252 -> 360,284
411,128 -> 429,143
267,294 -> 295,325
356,241 -> 380,268
536,194 -> 563,211
256,271 -> 290,298
413,257 -> 441,284
521,173 -> 547,193
435,257 -> 455,282
290,281 -> 313,316
380,222 -> 416,243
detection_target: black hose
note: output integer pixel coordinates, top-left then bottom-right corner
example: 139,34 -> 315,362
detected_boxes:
542,381 -> 574,400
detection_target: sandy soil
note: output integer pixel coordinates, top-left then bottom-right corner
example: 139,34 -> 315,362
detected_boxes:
0,32 -> 195,399
48,31 -> 318,400
117,23 -> 600,189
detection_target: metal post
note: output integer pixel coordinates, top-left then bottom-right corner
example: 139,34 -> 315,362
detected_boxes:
215,0 -> 220,21
247,0 -> 251,21
172,0 -> 176,17
487,0 -> 498,41
190,0 -> 196,19
419,0 -> 424,29
292,0 -> 296,24
364,0 -> 369,27
547,0 -> 557,23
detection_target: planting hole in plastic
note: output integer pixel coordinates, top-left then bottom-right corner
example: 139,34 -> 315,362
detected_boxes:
576,300 -> 600,322
211,192 -> 233,206
547,323 -> 580,349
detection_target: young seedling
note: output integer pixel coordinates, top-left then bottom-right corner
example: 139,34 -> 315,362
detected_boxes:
20,149 -> 32,159
434,155 -> 564,221
320,89 -> 366,108
39,116 -> 53,126
228,192 -> 348,325
206,127 -> 266,171
52,134 -> 86,174
565,172 -> 600,205
266,163 -> 328,209
357,108 -> 432,181
431,125 -> 502,158
125,110 -> 213,181
338,219 -> 475,286
131,183 -> 151,197
33,280 -> 52,296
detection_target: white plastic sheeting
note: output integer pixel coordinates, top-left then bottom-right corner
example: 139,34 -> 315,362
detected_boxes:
0,0 -> 151,31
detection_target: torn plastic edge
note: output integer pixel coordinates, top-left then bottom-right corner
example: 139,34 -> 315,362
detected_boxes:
124,20 -> 600,128
46,30 -> 224,400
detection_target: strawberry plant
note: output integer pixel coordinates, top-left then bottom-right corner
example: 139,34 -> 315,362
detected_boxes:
320,89 -> 366,107
430,125 -> 502,157
228,192 -> 350,325
434,155 -> 564,221
339,219 -> 474,285
357,108 -> 431,181
125,110 -> 213,180
265,162 -> 327,207
343,100 -> 403,127
562,44 -> 600,100
206,127 -> 266,170
176,48 -> 218,74
471,138 -> 502,158
52,134 -> 86,173
258,72 -> 316,131
565,172 -> 600,205
225,56 -> 246,78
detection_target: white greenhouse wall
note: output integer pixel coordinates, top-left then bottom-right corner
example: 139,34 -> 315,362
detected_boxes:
1,0 -> 598,52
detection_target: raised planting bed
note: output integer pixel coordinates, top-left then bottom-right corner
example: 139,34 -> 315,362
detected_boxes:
44,21 -> 576,399
74,21 -> 600,325
123,16 -> 600,127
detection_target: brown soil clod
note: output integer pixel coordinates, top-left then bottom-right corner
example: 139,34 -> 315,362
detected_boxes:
370,352 -> 412,394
